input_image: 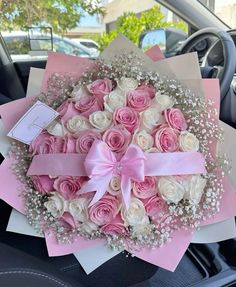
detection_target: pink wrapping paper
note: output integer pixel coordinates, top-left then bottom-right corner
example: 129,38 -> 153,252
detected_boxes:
0,48 -> 236,272
0,97 -> 35,132
145,45 -> 165,62
0,157 -> 25,213
134,229 -> 193,271
45,233 -> 104,257
41,52 -> 93,92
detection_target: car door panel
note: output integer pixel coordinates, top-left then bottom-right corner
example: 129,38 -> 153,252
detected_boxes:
14,60 -> 47,91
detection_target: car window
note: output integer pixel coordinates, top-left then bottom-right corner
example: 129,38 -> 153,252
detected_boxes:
30,39 -> 52,51
80,41 -> 98,49
1,4 -> 187,61
53,39 -> 89,56
3,36 -> 30,55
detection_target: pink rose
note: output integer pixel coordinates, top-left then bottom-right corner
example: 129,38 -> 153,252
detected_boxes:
127,89 -> 151,111
133,176 -> 157,199
144,195 -> 166,219
31,175 -> 54,194
89,194 -> 120,226
76,130 -> 101,153
29,132 -> 56,155
113,107 -> 140,134
53,176 -> 85,200
164,108 -> 187,131
155,125 -> 179,152
87,78 -> 113,96
102,125 -> 131,154
136,84 -> 156,99
100,214 -> 127,235
62,135 -> 77,153
57,100 -> 79,123
87,78 -> 113,106
74,96 -> 101,117
52,135 -> 77,153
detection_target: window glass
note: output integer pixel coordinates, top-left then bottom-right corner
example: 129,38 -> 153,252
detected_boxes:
80,42 -> 98,49
199,0 -> 236,28
3,36 -> 30,55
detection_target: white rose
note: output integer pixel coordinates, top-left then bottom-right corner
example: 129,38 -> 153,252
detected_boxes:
104,89 -> 126,112
179,131 -> 199,152
121,198 -> 147,226
70,85 -> 90,101
134,130 -> 154,151
80,221 -> 98,234
89,111 -> 112,131
69,198 -> 88,222
117,77 -> 139,91
184,175 -> 206,204
155,92 -> 174,111
47,121 -> 65,137
67,115 -> 91,133
108,176 -> 121,196
141,108 -> 160,131
146,147 -> 159,153
44,192 -> 68,218
158,176 -> 185,204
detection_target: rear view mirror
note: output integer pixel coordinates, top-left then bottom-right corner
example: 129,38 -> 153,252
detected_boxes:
139,28 -> 187,57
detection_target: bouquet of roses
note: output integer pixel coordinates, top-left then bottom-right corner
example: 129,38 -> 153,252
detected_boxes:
0,35 -> 236,273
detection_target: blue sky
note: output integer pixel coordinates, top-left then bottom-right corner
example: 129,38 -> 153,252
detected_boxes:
79,13 -> 101,27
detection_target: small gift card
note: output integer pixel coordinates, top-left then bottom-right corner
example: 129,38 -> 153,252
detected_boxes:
7,101 -> 59,144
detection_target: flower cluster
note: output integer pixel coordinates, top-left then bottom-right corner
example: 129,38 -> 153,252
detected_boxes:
24,74 -> 211,249
10,52 -> 225,252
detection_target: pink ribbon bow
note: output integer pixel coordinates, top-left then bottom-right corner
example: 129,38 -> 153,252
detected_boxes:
80,140 -> 146,207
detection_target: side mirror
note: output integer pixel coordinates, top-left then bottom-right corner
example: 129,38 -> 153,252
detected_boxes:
139,28 -> 187,57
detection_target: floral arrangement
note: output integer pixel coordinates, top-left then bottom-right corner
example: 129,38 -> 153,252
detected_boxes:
8,48 -> 229,256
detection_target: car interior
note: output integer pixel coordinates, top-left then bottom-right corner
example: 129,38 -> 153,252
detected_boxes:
1,0 -> 236,286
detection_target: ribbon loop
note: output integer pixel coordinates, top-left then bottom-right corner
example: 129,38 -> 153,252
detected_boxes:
80,140 -> 146,208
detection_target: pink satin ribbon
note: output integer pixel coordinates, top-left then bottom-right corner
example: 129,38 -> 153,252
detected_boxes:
28,140 -> 206,208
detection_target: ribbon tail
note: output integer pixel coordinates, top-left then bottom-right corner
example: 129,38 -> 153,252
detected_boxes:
80,174 -> 113,207
121,176 -> 131,209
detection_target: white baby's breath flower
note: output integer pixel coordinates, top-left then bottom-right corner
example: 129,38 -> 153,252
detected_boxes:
121,198 -> 147,226
132,217 -> 151,237
104,89 -> 126,112
155,92 -> 174,111
141,108 -> 160,131
158,176 -> 185,204
134,130 -> 154,151
47,121 -> 65,137
44,192 -> 68,218
67,115 -> 91,133
117,77 -> 139,91
80,221 -> 98,234
69,198 -> 88,222
108,176 -> 121,196
179,131 -> 199,152
184,175 -> 206,204
89,111 -> 112,131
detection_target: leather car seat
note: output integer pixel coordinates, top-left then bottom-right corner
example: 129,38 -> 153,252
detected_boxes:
0,243 -> 79,287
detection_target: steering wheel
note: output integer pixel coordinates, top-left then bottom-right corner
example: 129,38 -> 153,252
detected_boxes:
178,27 -> 236,101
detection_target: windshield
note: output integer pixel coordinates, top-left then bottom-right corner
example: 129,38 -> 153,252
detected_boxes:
199,0 -> 236,28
